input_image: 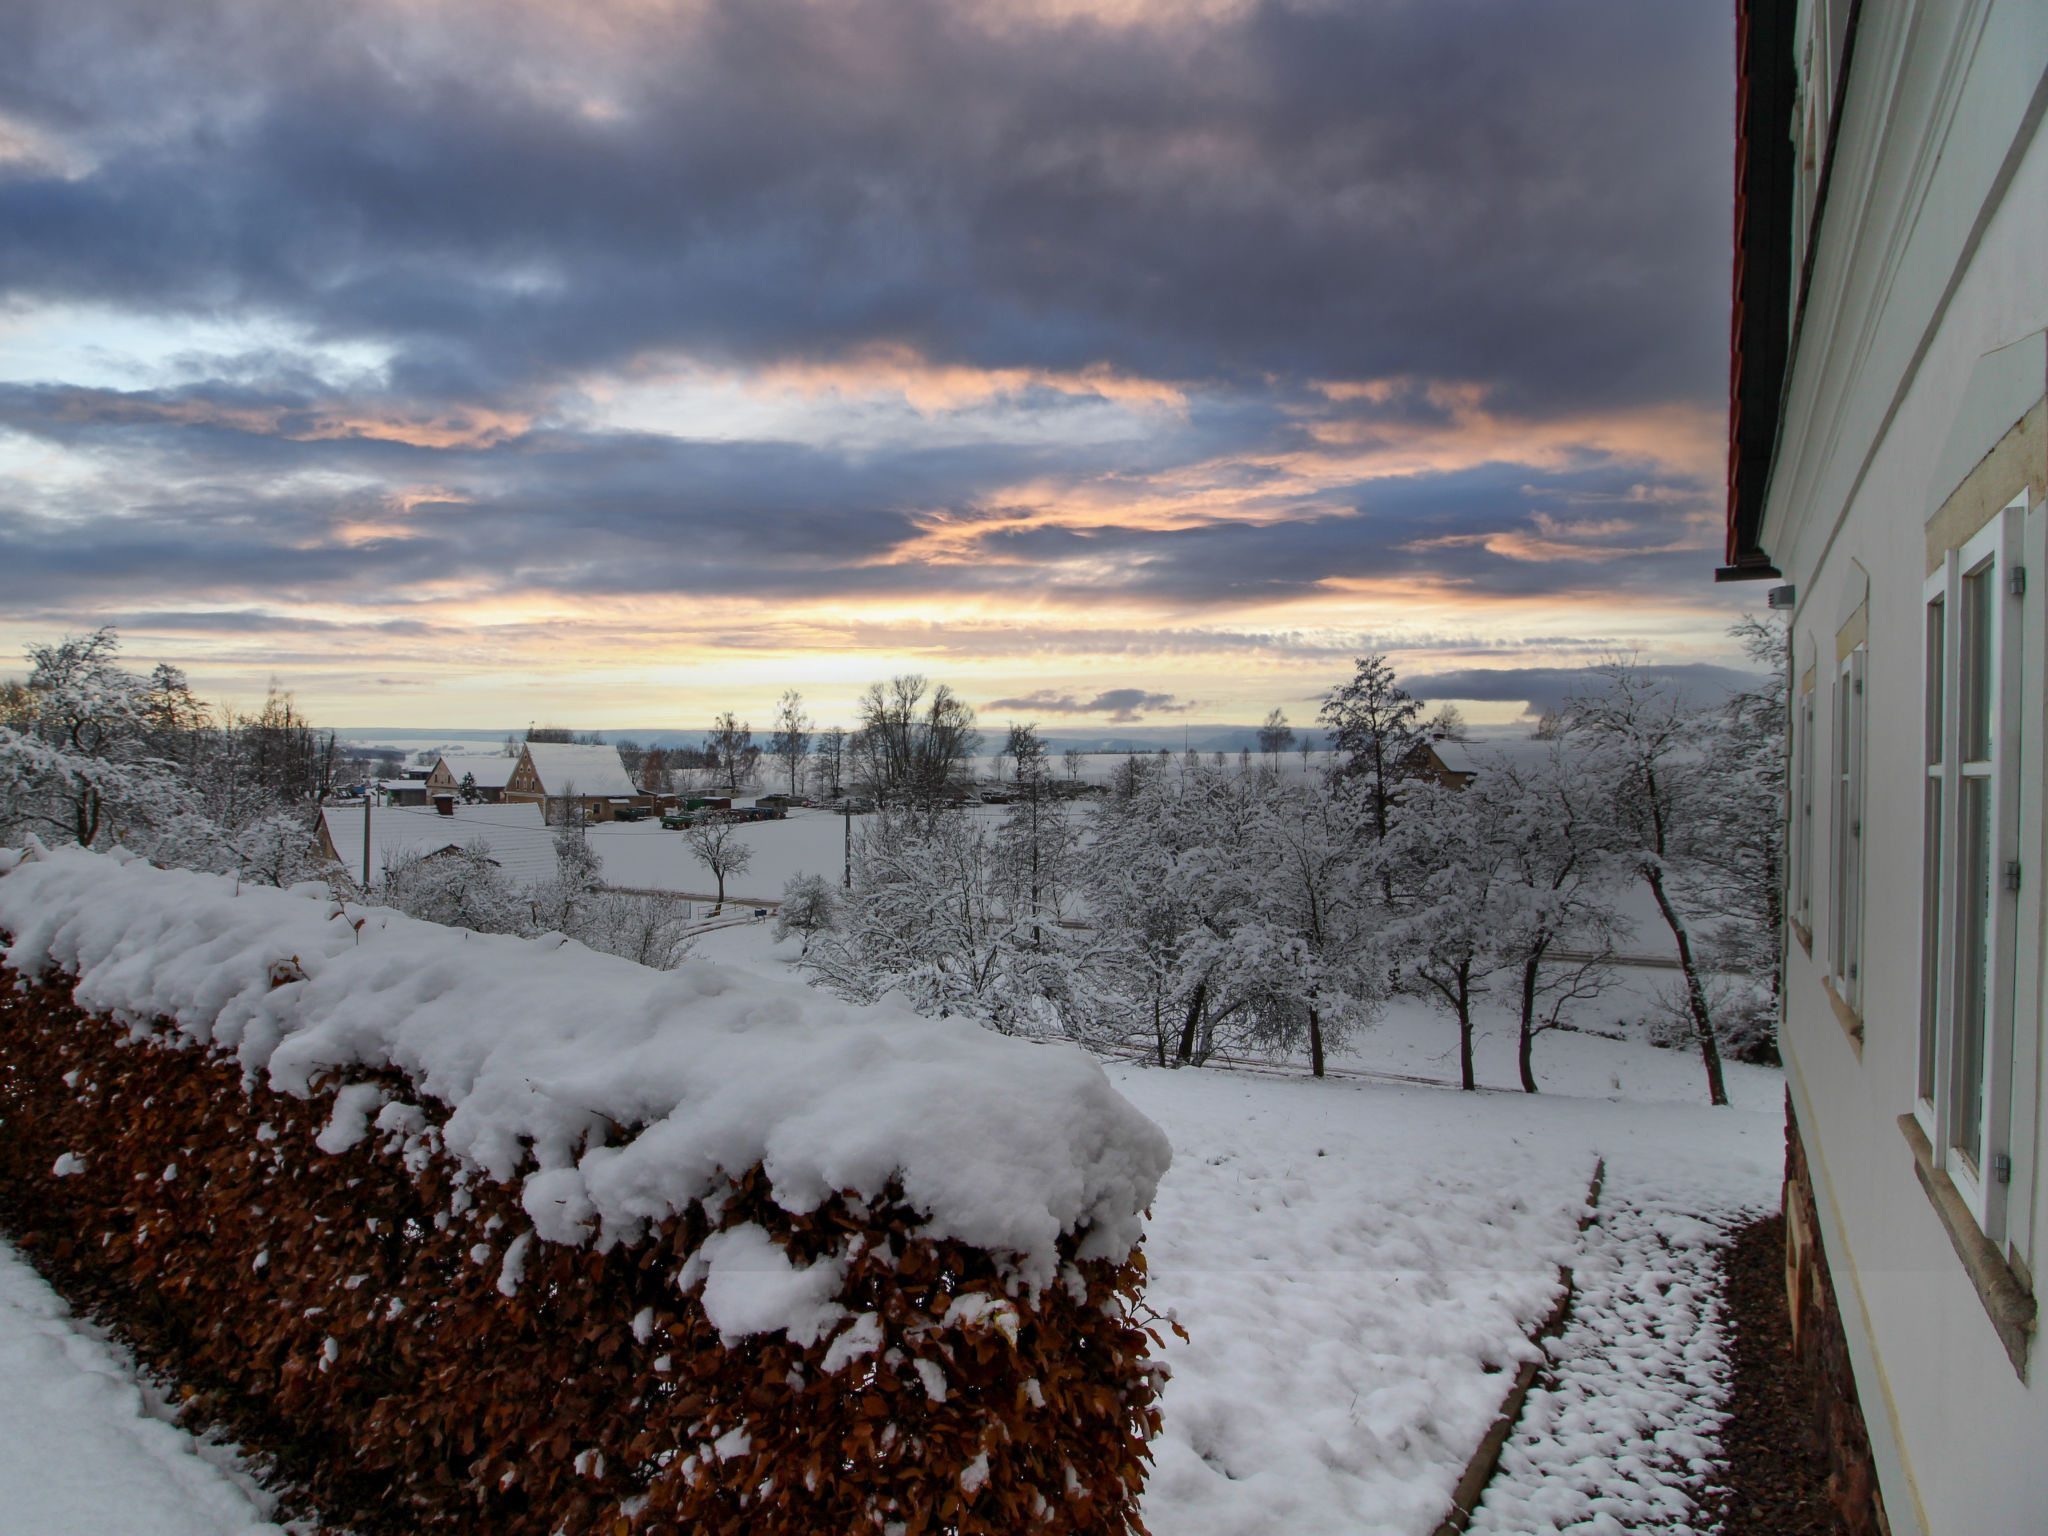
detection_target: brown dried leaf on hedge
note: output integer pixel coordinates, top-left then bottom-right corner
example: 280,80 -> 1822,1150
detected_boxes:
0,975 -> 1163,1534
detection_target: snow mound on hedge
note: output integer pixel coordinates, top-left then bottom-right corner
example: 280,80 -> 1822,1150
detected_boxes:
0,844 -> 1169,1285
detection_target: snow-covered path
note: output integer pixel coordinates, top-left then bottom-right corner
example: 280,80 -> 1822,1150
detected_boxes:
1105,1062 -> 1781,1536
0,1239 -> 284,1536
1469,1160 -> 1767,1535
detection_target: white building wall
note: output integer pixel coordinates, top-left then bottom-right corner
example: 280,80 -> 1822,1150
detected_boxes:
1761,3 -> 2048,1531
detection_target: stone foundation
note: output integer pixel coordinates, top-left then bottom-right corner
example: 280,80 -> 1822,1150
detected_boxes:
1783,1095 -> 1891,1536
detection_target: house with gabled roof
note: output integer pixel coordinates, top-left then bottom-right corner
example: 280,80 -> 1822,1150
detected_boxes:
425,754 -> 518,804
1722,3 -> 2045,1532
502,742 -> 653,824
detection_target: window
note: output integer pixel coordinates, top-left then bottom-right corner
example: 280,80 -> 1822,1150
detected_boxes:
1919,594 -> 1944,1101
1793,667 -> 1817,942
1918,495 -> 2029,1234
1830,643 -> 1866,1010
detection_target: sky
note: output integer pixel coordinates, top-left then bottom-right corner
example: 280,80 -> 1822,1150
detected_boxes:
0,0 -> 1757,732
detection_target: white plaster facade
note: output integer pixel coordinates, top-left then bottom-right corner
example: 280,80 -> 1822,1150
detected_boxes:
1754,3 -> 2048,1530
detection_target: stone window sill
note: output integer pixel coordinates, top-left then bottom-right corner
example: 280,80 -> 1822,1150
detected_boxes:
1822,973 -> 1864,1053
1899,1114 -> 2036,1379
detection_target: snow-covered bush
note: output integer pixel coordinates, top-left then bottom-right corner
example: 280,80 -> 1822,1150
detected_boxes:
806,806 -> 1069,1034
0,843 -> 1172,1535
774,872 -> 840,955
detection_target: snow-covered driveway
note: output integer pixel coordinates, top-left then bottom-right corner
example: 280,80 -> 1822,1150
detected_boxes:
0,1238 -> 283,1536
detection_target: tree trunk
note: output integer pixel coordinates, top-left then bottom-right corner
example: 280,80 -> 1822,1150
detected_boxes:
1644,863 -> 1729,1106
1308,1004 -> 1325,1079
1456,962 -> 1476,1091
1517,952 -> 1541,1094
1176,979 -> 1206,1065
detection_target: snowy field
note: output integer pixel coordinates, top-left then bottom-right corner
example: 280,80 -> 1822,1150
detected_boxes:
0,907 -> 1778,1535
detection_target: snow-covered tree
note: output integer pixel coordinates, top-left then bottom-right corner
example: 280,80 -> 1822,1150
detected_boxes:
1562,661 -> 1735,1106
1381,778 -> 1517,1091
1319,653 -> 1425,838
775,873 -> 841,956
1687,616 -> 1789,1062
1081,758 -> 1283,1064
381,842 -> 530,934
1238,778 -> 1384,1075
806,807 -> 1047,1032
1482,746 -> 1629,1092
0,628 -> 189,850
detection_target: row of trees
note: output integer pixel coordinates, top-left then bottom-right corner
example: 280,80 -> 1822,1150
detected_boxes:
793,635 -> 1783,1105
0,628 -> 341,886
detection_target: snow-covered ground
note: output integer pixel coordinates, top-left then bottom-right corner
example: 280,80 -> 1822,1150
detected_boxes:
684,921 -> 1785,1536
0,1240 -> 286,1535
0,884 -> 1778,1534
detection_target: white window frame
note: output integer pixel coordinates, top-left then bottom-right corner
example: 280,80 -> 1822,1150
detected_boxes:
1793,658 -> 1817,942
1829,643 -> 1866,1011
1917,495 -> 2031,1239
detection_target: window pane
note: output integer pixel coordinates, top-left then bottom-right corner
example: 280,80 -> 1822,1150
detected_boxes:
1925,596 -> 1944,765
1952,773 -> 1992,1167
1961,565 -> 1993,762
1919,775 -> 1941,1101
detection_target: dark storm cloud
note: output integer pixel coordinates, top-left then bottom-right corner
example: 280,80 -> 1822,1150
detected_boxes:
0,352 -> 1722,620
0,0 -> 1729,412
1404,663 -> 1763,716
985,687 -> 1190,722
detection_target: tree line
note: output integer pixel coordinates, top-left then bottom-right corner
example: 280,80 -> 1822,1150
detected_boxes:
788,628 -> 1783,1106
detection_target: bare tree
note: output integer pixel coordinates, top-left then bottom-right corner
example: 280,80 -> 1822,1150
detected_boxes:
851,675 -> 981,806
684,817 -> 754,909
706,712 -> 753,794
1004,721 -> 1046,784
770,690 -> 810,797
1423,703 -> 1471,741
813,726 -> 847,799
1257,708 -> 1295,762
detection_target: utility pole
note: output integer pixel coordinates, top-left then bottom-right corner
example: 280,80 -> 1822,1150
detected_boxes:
842,802 -> 852,890
362,777 -> 373,893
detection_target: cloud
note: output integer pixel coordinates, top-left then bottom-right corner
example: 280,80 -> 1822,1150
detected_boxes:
985,687 -> 1191,722
0,0 -> 1748,715
0,0 -> 1728,409
1403,663 -> 1765,718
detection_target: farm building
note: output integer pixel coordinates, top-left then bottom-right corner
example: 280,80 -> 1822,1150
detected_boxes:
501,743 -> 655,824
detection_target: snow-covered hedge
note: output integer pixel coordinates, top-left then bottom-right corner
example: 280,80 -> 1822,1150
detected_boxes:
0,843 -> 1173,1535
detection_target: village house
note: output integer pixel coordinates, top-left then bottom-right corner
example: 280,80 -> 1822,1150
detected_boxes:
1400,735 -> 1480,790
1724,2 -> 2045,1531
501,742 -> 654,824
424,754 -> 517,804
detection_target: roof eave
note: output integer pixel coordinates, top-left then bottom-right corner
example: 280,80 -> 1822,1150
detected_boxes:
1723,0 -> 1799,581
